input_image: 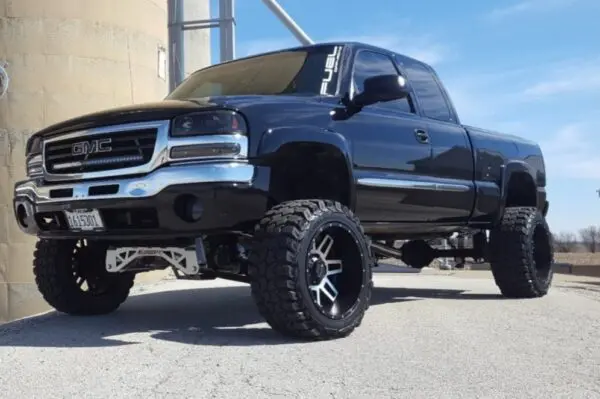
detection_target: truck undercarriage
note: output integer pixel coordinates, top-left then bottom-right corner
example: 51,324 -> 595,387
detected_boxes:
99,230 -> 489,283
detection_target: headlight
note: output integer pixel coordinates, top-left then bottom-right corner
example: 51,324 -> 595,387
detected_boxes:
25,136 -> 42,156
171,110 -> 247,137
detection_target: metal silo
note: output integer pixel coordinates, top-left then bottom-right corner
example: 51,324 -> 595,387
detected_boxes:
0,0 -> 211,322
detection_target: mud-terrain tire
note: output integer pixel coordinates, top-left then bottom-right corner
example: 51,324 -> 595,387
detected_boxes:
489,206 -> 554,298
248,199 -> 374,340
33,239 -> 135,315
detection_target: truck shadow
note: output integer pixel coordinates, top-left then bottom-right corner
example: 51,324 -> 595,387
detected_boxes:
0,283 -> 502,349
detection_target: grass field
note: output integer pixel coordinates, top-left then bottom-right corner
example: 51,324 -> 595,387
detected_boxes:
554,252 -> 600,266
423,252 -> 600,278
551,253 -> 600,278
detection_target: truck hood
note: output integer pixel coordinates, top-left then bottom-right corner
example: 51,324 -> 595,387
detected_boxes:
31,99 -> 219,139
31,94 -> 319,139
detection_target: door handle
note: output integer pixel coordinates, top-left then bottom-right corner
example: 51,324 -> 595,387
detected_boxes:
414,129 -> 429,144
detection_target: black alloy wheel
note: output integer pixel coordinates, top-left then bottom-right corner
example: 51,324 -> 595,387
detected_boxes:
248,199 -> 374,340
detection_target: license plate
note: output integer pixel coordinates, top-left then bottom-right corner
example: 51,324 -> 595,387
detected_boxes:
64,209 -> 105,231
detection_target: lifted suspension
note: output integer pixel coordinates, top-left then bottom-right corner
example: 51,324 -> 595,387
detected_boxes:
370,232 -> 488,269
105,237 -> 251,283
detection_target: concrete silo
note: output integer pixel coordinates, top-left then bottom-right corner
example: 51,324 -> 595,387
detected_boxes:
0,0 -> 211,322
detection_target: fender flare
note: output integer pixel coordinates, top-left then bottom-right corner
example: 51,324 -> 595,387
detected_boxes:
256,126 -> 357,210
495,160 -> 539,223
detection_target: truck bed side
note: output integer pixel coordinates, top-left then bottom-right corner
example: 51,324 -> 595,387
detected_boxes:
464,124 -> 548,223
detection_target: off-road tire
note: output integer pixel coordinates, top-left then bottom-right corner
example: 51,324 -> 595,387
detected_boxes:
489,206 -> 554,298
33,239 -> 135,315
248,199 -> 374,340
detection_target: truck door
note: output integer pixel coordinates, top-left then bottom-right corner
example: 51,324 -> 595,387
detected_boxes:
332,49 -> 433,223
397,57 -> 476,224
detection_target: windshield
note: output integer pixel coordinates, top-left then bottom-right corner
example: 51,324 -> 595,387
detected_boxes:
167,44 -> 344,100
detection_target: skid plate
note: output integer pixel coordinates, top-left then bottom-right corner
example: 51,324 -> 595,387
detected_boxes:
106,246 -> 205,275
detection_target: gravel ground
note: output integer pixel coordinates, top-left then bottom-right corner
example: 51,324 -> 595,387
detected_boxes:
0,265 -> 599,399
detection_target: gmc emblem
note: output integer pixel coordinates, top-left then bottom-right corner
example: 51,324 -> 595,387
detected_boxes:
71,138 -> 112,156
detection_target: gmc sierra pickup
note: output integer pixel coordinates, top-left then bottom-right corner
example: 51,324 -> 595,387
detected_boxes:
13,42 -> 553,340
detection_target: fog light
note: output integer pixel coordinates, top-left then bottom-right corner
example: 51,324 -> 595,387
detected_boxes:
174,194 -> 203,223
169,143 -> 241,160
188,199 -> 203,221
16,203 -> 29,228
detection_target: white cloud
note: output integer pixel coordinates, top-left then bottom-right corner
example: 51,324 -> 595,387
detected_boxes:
485,0 -> 578,20
237,37 -> 299,57
440,67 -> 531,125
439,56 -> 600,121
238,33 -> 451,66
325,33 -> 450,66
539,123 -> 600,179
521,58 -> 600,99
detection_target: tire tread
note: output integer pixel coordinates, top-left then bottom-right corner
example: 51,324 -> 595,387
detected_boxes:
489,206 -> 554,298
33,239 -> 134,315
248,199 -> 373,340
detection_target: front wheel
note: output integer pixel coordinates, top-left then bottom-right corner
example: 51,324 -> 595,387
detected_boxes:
33,239 -> 135,315
248,199 -> 374,340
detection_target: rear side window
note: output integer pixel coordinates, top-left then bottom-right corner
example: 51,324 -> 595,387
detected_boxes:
352,50 -> 413,114
402,60 -> 452,122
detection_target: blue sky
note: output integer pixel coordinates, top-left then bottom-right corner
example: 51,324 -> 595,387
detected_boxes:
207,0 -> 599,235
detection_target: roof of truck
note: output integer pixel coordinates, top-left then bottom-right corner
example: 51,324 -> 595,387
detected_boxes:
192,41 -> 430,74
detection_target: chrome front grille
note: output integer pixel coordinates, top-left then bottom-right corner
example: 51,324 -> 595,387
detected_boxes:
44,129 -> 157,174
41,120 -> 171,183
39,119 -> 249,183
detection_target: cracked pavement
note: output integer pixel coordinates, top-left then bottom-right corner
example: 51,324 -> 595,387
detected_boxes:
0,265 -> 599,399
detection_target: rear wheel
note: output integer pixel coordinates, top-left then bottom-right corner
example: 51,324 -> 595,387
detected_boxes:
489,207 -> 554,298
248,199 -> 374,340
33,239 -> 135,315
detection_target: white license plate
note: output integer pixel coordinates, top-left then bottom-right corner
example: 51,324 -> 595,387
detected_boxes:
64,209 -> 105,231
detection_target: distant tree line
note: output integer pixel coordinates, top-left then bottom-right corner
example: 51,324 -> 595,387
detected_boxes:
553,226 -> 600,253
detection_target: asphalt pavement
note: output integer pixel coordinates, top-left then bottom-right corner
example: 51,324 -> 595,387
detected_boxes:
1,265 -> 599,399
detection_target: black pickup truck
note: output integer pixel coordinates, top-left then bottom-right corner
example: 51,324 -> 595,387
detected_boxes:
13,42 -> 553,340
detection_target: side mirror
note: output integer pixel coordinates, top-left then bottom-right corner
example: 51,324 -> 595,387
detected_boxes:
352,74 -> 409,108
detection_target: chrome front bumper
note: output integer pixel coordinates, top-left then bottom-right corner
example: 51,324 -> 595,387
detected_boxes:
15,162 -> 256,204
13,162 -> 261,237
